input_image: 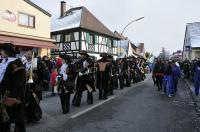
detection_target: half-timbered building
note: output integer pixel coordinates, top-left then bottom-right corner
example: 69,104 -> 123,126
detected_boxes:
51,1 -> 120,59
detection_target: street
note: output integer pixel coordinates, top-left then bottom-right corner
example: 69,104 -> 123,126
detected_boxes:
26,76 -> 198,132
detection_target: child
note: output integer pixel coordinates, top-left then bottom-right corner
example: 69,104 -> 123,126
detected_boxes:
50,68 -> 58,96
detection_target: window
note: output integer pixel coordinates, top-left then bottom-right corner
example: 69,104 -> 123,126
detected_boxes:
65,33 -> 75,42
107,39 -> 111,47
18,12 -> 35,28
65,34 -> 71,42
86,33 -> 94,44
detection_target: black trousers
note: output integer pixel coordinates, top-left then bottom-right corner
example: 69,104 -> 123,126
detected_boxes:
72,90 -> 93,106
108,78 -> 114,96
59,93 -> 70,114
124,74 -> 131,87
155,76 -> 163,91
0,121 -> 26,132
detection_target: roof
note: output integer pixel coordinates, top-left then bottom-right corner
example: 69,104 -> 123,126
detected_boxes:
26,0 -> 51,17
114,31 -> 128,40
185,22 -> 200,48
51,6 -> 119,39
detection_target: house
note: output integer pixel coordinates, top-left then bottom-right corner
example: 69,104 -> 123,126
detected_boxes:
136,43 -> 145,56
114,31 -> 143,58
51,1 -> 120,59
171,50 -> 182,61
0,0 -> 56,57
183,22 -> 200,61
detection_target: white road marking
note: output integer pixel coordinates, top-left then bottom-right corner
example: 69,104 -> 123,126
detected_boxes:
70,96 -> 115,119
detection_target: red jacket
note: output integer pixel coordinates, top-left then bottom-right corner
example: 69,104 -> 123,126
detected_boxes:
50,71 -> 58,87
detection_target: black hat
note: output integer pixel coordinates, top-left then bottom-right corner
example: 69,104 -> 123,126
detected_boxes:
59,54 -> 72,63
107,54 -> 113,59
79,50 -> 89,57
100,52 -> 108,58
0,43 -> 16,57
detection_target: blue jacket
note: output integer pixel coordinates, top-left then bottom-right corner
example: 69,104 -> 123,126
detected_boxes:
172,65 -> 181,79
194,64 -> 200,81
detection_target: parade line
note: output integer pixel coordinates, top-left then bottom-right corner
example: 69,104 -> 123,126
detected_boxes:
70,96 -> 115,119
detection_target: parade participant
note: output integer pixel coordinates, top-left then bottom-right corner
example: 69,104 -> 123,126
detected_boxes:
24,51 -> 42,122
171,60 -> 181,94
183,58 -> 190,78
193,59 -> 200,96
164,60 -> 173,97
130,59 -> 137,83
56,55 -> 75,114
72,51 -> 95,106
50,68 -> 58,96
117,58 -> 124,89
96,53 -> 111,99
0,43 -> 26,132
107,54 -> 115,95
124,57 -> 131,87
153,58 -> 165,91
152,59 -> 157,85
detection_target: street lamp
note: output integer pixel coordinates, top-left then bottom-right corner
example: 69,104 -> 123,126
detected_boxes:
119,17 -> 145,57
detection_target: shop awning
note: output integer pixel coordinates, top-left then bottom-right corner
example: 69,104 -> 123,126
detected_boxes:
0,35 -> 57,49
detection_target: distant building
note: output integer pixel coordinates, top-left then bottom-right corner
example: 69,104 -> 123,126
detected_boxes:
0,0 -> 55,57
170,50 -> 182,60
114,31 -> 142,58
51,1 -> 120,59
183,22 -> 200,61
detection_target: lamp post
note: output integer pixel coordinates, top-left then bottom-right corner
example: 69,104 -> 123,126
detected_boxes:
119,17 -> 145,57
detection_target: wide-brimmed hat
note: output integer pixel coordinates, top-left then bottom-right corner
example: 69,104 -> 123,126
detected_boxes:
0,43 -> 16,56
59,54 -> 72,63
79,50 -> 89,57
107,54 -> 113,59
100,52 -> 108,58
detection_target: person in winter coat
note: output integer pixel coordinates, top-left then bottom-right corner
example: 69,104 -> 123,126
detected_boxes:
153,58 -> 165,91
171,61 -> 181,94
0,43 -> 26,132
164,60 -> 173,98
50,68 -> 58,96
193,60 -> 200,96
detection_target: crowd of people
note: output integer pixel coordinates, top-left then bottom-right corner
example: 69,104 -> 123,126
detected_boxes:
0,43 -> 149,132
152,58 -> 181,98
152,57 -> 200,98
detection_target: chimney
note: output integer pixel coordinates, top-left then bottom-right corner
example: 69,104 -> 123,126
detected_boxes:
60,1 -> 66,17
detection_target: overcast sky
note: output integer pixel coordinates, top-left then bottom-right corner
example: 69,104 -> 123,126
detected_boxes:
31,0 -> 200,55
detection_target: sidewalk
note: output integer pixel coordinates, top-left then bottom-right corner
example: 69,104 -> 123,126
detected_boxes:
184,79 -> 200,107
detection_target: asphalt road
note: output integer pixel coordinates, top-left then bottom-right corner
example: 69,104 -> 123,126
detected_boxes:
27,76 -> 198,132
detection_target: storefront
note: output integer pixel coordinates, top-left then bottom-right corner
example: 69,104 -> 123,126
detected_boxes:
0,0 -> 56,57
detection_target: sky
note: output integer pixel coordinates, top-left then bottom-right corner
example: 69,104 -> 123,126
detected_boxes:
31,0 -> 200,56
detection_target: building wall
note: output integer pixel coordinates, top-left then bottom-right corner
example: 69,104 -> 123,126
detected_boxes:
0,0 -> 51,39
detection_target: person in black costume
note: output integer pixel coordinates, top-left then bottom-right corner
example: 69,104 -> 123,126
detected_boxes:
24,50 -> 42,123
72,51 -> 95,106
57,55 -> 75,114
0,43 -> 26,132
96,53 -> 111,99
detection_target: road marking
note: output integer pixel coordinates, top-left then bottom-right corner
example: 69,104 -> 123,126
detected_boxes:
70,96 -> 115,119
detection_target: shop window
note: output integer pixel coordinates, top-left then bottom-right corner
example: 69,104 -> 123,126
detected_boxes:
18,12 -> 35,28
